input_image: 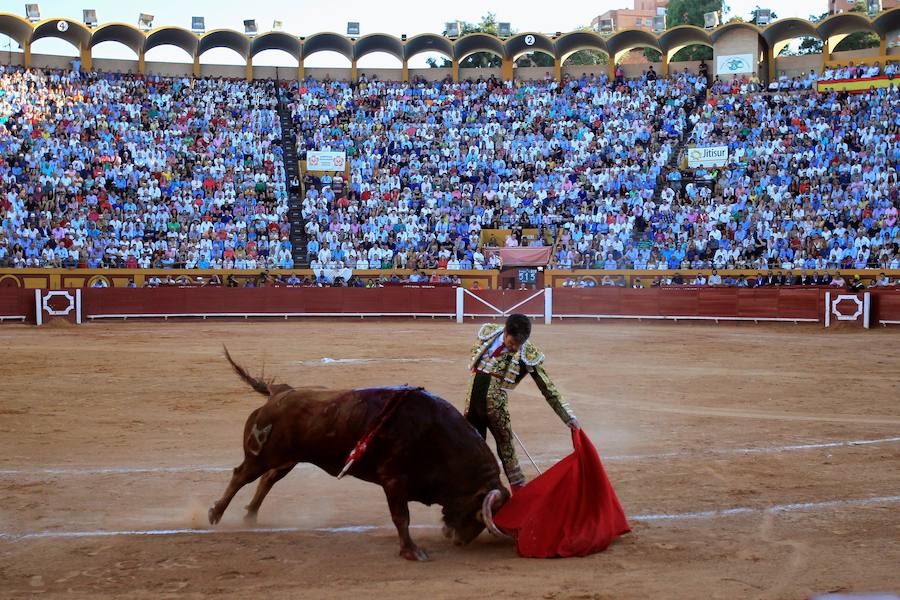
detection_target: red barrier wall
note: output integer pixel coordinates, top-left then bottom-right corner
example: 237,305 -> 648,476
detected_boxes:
81,287 -> 457,319
6,287 -> 899,326
0,289 -> 35,322
552,287 -> 824,321
871,289 -> 900,323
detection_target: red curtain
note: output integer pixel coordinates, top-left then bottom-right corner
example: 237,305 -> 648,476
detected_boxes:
493,429 -> 630,558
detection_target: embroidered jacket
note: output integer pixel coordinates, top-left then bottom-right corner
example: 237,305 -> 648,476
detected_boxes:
469,323 -> 575,423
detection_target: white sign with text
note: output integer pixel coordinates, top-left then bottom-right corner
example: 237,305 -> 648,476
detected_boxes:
687,145 -> 729,168
307,150 -> 346,171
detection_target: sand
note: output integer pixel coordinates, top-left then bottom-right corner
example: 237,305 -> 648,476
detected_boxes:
0,320 -> 898,599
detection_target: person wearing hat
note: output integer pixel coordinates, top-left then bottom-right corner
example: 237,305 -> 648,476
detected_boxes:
464,314 -> 579,492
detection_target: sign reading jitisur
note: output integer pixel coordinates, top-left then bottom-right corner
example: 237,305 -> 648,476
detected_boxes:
686,145 -> 729,168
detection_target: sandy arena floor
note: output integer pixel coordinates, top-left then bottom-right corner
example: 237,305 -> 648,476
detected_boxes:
0,320 -> 898,599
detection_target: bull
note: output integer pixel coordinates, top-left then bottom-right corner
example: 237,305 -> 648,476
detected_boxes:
208,349 -> 510,560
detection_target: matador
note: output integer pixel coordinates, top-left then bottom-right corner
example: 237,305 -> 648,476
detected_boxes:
464,313 -> 579,491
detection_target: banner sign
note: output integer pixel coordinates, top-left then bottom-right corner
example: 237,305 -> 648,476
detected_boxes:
307,150 -> 346,171
716,54 -> 754,75
687,145 -> 729,168
817,75 -> 893,94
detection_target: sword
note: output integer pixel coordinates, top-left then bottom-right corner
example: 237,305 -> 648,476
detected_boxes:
512,429 -> 543,475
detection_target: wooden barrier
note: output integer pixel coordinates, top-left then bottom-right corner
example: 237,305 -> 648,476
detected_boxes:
3,285 -> 898,327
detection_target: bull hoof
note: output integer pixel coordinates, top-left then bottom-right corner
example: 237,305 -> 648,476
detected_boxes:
441,525 -> 453,539
399,546 -> 429,562
243,512 -> 258,525
208,507 -> 220,525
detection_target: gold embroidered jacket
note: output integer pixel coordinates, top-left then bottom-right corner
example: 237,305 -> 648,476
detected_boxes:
469,323 -> 575,423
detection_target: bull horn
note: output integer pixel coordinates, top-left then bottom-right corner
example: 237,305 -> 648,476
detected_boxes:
482,489 -> 512,539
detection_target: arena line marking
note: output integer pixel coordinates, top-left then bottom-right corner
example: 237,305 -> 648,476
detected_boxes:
2,437 -> 898,477
299,357 -> 454,366
1,496 -> 898,542
533,435 -> 900,465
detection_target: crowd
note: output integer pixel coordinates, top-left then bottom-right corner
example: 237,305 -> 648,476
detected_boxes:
1,62 -> 897,276
820,61 -> 897,81
563,270 -> 896,289
675,86 -> 899,272
0,66 -> 292,269
132,269 -> 464,288
288,69 -> 706,272
708,59 -> 899,96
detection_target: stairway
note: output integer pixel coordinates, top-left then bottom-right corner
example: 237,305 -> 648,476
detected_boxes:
274,79 -> 308,268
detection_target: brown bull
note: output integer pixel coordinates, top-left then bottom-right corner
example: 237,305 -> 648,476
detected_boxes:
208,349 -> 510,560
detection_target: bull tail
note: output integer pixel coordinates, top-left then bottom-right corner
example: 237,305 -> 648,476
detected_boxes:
223,346 -> 272,396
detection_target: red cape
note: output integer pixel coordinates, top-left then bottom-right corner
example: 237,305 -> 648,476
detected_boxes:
492,429 -> 630,558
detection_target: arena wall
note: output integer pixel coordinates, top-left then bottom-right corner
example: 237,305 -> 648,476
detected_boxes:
409,67 -> 452,81
357,68 -> 404,82
4,286 -> 899,326
561,64 -> 607,79
304,67 -> 353,81
775,55 -> 821,78
713,27 -> 761,77
2,47 -> 893,82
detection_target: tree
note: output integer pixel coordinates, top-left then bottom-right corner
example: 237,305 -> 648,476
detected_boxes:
427,13 -> 505,68
831,2 -> 880,51
515,53 -> 554,67
459,13 -> 503,68
795,37 -> 824,55
566,49 -> 608,66
663,0 -> 720,61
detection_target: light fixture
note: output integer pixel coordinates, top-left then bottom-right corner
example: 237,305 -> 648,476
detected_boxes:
347,22 -> 359,36
272,20 -> 283,31
703,11 -> 720,29
138,13 -> 154,31
444,21 -> 460,38
191,16 -> 205,34
653,15 -> 665,33
498,22 -> 511,38
754,8 -> 771,26
82,9 -> 97,27
25,3 -> 40,22
401,33 -> 407,41
244,19 -> 258,36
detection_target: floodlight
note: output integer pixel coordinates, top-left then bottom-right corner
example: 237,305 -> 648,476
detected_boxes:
347,22 -> 359,35
83,9 -> 97,27
138,13 -> 154,31
191,16 -> 205,34
25,4 -> 40,22
244,19 -> 258,36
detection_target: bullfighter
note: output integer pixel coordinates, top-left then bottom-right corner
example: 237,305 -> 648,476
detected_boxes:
465,313 -> 579,491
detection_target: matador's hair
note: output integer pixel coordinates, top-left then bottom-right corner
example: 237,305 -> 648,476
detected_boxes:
504,313 -> 531,345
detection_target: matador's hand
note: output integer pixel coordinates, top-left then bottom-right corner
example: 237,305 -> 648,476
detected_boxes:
567,418 -> 581,430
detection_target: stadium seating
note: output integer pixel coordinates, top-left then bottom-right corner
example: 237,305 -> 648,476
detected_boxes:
0,66 -> 292,269
1,63 -> 897,272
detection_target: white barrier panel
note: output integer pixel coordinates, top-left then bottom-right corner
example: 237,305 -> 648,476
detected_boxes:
35,289 -> 82,326
824,291 -> 870,329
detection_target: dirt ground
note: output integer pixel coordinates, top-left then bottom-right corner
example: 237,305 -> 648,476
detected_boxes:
0,319 -> 898,599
